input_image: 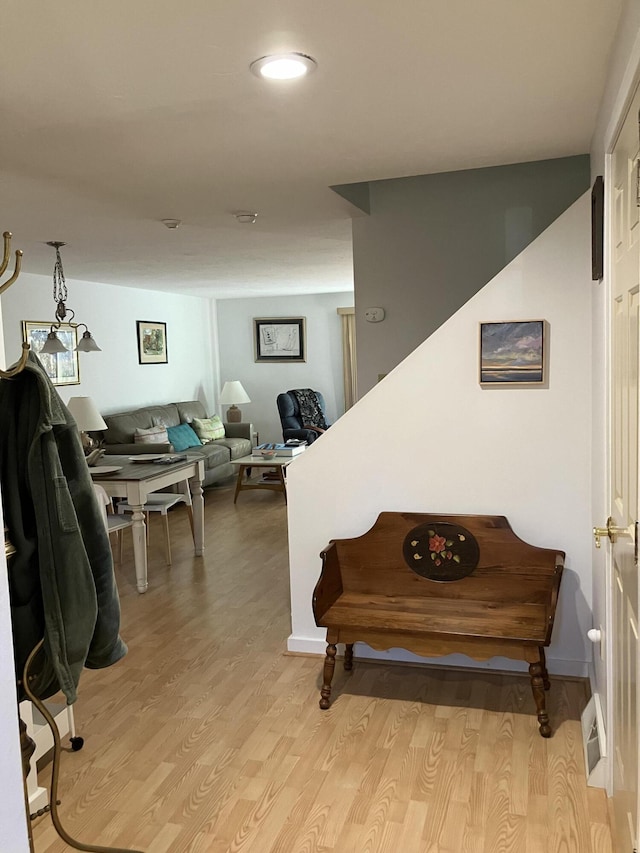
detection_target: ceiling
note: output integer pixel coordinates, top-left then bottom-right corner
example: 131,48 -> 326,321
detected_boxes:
0,0 -> 622,299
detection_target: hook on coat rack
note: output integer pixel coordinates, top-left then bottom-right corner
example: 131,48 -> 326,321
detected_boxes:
1,342 -> 30,378
0,230 -> 29,377
0,231 -> 23,295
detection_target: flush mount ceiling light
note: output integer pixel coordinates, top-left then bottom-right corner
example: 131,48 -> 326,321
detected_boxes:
161,219 -> 182,229
250,52 -> 317,80
40,241 -> 102,354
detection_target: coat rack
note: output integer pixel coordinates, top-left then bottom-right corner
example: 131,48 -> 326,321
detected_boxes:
1,230 -> 142,852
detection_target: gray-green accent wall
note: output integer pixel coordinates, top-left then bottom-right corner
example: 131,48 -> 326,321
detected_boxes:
347,155 -> 590,393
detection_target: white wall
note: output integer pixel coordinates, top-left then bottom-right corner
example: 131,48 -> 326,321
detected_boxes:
1,272 -> 215,414
0,301 -> 31,851
288,193 -> 592,677
0,523 -> 30,851
216,293 -> 353,445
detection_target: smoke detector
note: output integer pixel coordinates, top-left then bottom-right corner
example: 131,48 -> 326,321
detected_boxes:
161,219 -> 182,229
234,212 -> 258,224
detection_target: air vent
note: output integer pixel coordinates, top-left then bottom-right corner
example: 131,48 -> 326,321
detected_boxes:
581,693 -> 607,787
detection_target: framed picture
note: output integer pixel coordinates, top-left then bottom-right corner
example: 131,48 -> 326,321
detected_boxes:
591,175 -> 604,281
479,320 -> 545,385
254,317 -> 306,362
22,321 -> 80,386
136,320 -> 168,364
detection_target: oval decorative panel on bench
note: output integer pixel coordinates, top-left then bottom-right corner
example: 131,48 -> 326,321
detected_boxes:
402,521 -> 479,581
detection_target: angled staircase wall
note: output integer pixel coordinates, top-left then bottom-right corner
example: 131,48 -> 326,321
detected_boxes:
336,155 -> 589,394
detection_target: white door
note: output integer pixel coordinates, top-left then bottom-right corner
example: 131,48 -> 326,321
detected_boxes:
609,82 -> 640,851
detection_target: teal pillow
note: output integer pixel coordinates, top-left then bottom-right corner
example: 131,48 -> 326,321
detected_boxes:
166,423 -> 201,452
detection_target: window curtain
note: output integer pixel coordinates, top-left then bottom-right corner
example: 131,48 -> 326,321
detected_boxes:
337,307 -> 357,410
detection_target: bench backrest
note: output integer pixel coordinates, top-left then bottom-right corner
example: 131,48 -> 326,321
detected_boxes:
318,512 -> 564,607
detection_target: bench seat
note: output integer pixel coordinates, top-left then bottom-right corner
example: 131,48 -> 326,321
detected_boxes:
322,592 -> 549,643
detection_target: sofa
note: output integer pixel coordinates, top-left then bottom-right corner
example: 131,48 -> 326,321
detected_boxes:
99,400 -> 252,487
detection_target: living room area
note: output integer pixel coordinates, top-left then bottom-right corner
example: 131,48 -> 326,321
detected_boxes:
0,270 -> 352,451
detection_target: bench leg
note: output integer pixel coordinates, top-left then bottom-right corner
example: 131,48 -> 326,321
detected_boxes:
539,646 -> 551,690
344,643 -> 354,671
528,660 -> 552,738
319,643 -> 337,710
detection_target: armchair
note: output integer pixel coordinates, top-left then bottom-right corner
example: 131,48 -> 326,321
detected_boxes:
276,389 -> 331,445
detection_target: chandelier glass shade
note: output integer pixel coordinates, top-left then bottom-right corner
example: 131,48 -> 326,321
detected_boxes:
40,242 -> 102,354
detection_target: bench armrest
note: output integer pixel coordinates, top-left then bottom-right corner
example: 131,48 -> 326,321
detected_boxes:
545,553 -> 564,643
313,542 -> 343,624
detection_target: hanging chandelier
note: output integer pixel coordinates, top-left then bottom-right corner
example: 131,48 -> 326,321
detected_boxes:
40,242 -> 101,354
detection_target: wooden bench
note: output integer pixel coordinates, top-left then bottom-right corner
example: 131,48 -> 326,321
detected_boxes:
312,512 -> 564,737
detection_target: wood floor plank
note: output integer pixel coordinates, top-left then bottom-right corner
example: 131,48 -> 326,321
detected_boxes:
29,485 -> 613,852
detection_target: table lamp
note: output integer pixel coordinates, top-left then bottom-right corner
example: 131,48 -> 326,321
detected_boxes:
66,396 -> 107,454
219,380 -> 250,423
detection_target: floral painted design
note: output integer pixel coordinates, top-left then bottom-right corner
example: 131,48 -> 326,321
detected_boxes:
424,529 -> 466,567
403,523 -> 479,582
429,534 -> 447,555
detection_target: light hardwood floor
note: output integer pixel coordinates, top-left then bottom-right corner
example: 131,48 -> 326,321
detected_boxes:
32,484 -> 613,853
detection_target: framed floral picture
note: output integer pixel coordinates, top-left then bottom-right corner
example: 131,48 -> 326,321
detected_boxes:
137,320 -> 168,364
253,317 -> 306,363
22,321 -> 80,386
479,320 -> 545,385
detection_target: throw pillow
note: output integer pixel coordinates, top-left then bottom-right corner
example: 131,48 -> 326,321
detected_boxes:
192,415 -> 225,442
134,425 -> 169,444
166,423 -> 201,452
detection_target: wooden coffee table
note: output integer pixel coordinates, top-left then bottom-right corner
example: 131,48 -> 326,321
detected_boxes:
232,455 -> 296,503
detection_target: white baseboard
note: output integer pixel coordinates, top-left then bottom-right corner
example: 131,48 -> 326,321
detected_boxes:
287,635 -> 588,678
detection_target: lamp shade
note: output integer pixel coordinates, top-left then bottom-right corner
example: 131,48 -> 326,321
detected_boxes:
66,396 -> 107,431
76,331 -> 102,352
219,381 -> 251,405
40,331 -> 68,354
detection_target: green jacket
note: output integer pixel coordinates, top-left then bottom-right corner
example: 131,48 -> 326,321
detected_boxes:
1,352 -> 126,703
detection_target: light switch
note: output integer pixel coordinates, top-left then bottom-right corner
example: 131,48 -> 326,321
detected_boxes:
365,307 -> 385,323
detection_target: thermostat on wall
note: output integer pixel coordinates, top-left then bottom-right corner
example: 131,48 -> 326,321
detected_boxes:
365,307 -> 385,323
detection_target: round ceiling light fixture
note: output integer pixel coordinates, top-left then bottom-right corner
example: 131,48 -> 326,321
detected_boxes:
250,52 -> 317,80
161,219 -> 182,229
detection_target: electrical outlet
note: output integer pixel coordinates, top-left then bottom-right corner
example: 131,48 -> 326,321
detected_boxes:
365,307 -> 385,323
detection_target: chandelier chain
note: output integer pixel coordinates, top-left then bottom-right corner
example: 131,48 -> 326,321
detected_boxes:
52,246 -> 67,304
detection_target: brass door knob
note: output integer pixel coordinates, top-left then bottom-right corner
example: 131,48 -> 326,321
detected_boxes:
593,516 -> 628,548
